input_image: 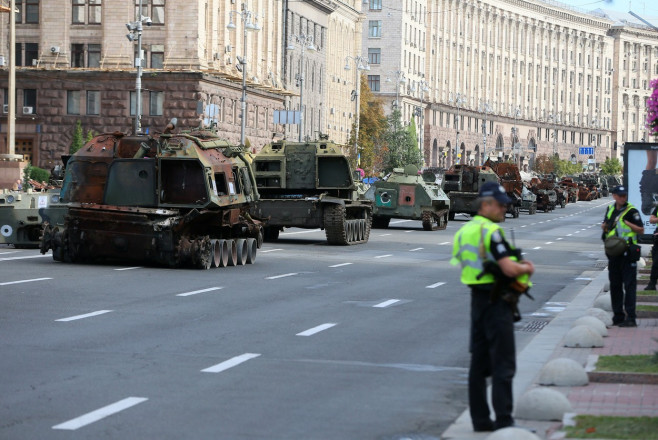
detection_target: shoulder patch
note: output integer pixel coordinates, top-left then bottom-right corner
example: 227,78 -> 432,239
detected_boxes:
491,230 -> 503,243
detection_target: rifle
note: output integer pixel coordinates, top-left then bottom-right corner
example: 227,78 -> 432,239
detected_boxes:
476,229 -> 533,322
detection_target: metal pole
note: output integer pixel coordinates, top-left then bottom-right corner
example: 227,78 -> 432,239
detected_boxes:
298,44 -> 305,142
8,0 -> 16,156
134,0 -> 143,134
240,13 -> 247,145
354,64 -> 360,158
455,102 -> 460,164
483,106 -> 487,164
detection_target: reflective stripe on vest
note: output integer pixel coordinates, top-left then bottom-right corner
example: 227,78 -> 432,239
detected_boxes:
450,216 -> 501,285
605,203 -> 638,244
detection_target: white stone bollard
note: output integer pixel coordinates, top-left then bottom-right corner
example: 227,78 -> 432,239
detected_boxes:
572,316 -> 608,337
585,307 -> 613,327
564,325 -> 604,348
593,294 -> 612,312
514,387 -> 572,421
603,282 -> 610,292
537,358 -> 589,386
486,427 -> 542,440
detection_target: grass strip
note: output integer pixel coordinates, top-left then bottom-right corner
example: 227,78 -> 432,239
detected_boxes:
595,355 -> 658,374
638,304 -> 658,312
564,415 -> 658,439
638,290 -> 658,296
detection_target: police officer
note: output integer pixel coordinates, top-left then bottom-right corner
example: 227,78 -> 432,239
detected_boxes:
601,185 -> 644,327
451,182 -> 535,432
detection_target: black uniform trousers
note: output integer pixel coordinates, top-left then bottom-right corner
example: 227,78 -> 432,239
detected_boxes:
468,285 -> 516,430
608,254 -> 637,322
649,239 -> 658,287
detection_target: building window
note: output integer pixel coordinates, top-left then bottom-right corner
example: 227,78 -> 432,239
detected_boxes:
88,44 -> 101,67
15,0 -> 40,24
151,44 -> 164,68
67,90 -> 81,115
136,0 -> 164,25
368,20 -> 382,38
367,75 -> 380,92
369,0 -> 382,10
71,44 -> 84,67
87,91 -> 100,115
14,43 -> 23,66
149,91 -> 163,115
23,88 -> 36,110
25,43 -> 38,66
73,0 -> 102,25
368,48 -> 381,65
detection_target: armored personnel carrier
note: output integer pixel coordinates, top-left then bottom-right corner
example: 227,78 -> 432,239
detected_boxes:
484,160 -> 525,218
529,177 -> 557,212
520,185 -> 538,214
40,120 -> 264,269
363,164 -> 450,230
443,165 -> 500,220
250,136 -> 372,245
0,165 -> 68,248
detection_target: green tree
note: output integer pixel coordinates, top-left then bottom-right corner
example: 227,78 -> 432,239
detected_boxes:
381,108 -> 422,173
69,120 -> 84,154
550,155 -> 582,177
347,74 -> 388,176
600,157 -> 622,176
534,154 -> 554,174
85,128 -> 96,143
22,161 -> 50,185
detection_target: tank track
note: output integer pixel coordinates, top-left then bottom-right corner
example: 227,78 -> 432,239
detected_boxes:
422,209 -> 449,231
324,204 -> 372,245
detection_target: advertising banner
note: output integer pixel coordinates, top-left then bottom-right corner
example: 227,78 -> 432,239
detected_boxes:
623,142 -> 658,242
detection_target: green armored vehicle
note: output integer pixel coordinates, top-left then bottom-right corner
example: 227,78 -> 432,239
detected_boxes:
0,187 -> 67,248
364,164 -> 450,230
40,120 -> 264,269
250,136 -> 372,245
443,165 -> 500,220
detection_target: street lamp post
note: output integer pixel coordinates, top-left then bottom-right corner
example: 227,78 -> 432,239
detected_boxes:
288,33 -> 316,142
590,116 -> 601,171
227,4 -> 261,146
344,55 -> 370,159
511,105 -> 522,165
126,0 -> 152,135
478,99 -> 491,164
386,70 -> 406,119
548,113 -> 561,158
415,80 -> 430,162
449,92 -> 467,164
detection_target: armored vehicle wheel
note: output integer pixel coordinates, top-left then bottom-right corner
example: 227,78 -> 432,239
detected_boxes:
371,215 -> 390,229
512,206 -> 520,218
324,204 -> 371,245
236,238 -> 248,265
217,239 -> 229,267
421,210 -> 446,231
226,239 -> 238,266
529,204 -> 537,215
560,200 -> 566,208
264,226 -> 279,241
211,239 -> 221,268
246,238 -> 257,264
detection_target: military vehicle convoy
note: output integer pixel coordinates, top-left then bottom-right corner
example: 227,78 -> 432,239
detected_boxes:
40,120 -> 264,269
363,164 -> 450,230
250,136 -> 372,245
443,164 -> 500,220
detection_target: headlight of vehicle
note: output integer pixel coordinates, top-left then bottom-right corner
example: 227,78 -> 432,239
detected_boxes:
51,195 -> 60,203
6,195 -> 14,203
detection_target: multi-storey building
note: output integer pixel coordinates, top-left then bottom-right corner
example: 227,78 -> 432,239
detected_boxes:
362,0 -> 658,170
0,0 -> 362,186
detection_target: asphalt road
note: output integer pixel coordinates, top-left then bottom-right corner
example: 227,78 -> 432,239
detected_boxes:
0,197 -> 612,440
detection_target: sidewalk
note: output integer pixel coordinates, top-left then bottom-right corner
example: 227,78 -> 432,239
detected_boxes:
440,267 -> 658,440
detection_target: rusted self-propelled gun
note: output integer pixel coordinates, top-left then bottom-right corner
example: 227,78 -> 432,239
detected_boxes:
40,119 -> 264,269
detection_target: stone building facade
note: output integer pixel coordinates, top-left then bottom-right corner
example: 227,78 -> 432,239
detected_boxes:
0,0 -> 364,174
362,0 -> 658,170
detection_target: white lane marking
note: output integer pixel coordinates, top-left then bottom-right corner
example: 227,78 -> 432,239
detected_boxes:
0,251 -> 18,255
52,397 -> 148,430
532,246 -> 542,250
574,231 -> 580,234
329,263 -> 353,268
374,254 -> 392,259
0,277 -> 52,286
201,353 -> 261,373
379,233 -> 392,237
426,282 -> 446,289
538,221 -> 545,224
114,267 -> 142,271
177,287 -> 223,297
404,230 -> 413,233
566,234 -> 573,236
280,229 -> 321,235
409,247 -> 424,252
297,323 -> 337,336
545,241 -> 553,245
557,237 -> 564,240
56,310 -> 113,322
439,241 -> 450,245
0,254 -> 51,262
575,277 -> 593,281
266,272 -> 298,279
373,299 -> 401,308
390,220 -> 412,224
521,225 -> 527,228
259,248 -> 283,253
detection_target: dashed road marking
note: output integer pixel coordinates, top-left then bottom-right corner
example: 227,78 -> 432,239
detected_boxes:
545,242 -> 553,245
329,263 -> 353,268
0,254 -> 51,262
557,237 -> 564,240
201,353 -> 261,373
266,273 -> 298,280
297,323 -> 337,336
176,287 -> 223,297
409,247 -> 424,252
259,248 -> 283,253
374,254 -> 392,259
114,267 -> 143,271
566,234 -> 573,236
0,277 -> 52,286
426,282 -> 446,289
280,229 -> 321,235
521,225 -> 527,228
390,220 -> 412,224
373,299 -> 401,308
379,233 -> 392,237
439,241 -> 450,245
56,310 -> 113,322
52,397 -> 148,430
532,246 -> 542,250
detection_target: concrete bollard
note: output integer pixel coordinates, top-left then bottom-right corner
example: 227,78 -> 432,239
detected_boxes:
564,325 -> 604,348
514,387 -> 572,421
585,307 -> 613,327
486,427 -> 542,440
572,316 -> 608,337
603,282 -> 610,292
593,294 -> 612,312
537,358 -> 589,386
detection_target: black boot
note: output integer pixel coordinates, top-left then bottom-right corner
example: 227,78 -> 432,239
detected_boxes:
644,284 -> 656,291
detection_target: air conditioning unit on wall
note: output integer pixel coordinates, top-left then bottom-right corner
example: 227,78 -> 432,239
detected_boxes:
50,46 -> 60,54
23,106 -> 33,114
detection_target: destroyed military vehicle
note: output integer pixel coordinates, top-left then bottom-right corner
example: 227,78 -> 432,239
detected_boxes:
443,164 -> 500,220
40,119 -> 264,269
484,160 -> 524,218
363,164 -> 450,230
250,136 -> 372,245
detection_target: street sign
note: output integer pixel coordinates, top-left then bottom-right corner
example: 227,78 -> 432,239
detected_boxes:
579,147 -> 594,155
